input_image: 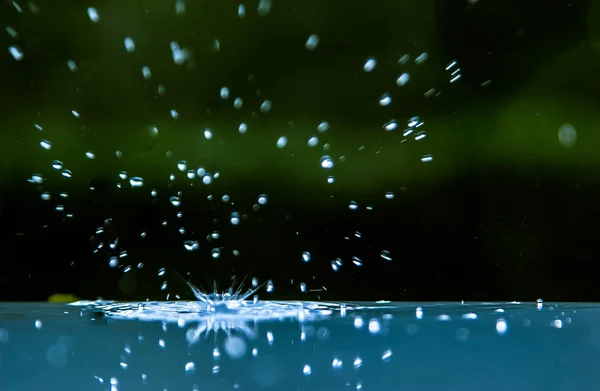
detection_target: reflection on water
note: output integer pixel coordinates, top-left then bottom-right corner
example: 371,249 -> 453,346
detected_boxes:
1,300 -> 600,390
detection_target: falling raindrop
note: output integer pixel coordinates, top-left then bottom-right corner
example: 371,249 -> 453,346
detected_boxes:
379,93 -> 392,106
260,100 -> 272,113
317,121 -> 329,133
87,7 -> 99,22
276,136 -> 288,149
40,140 -> 52,150
363,58 -> 377,72
396,73 -> 410,86
129,177 -> 143,188
258,194 -> 268,205
220,87 -> 229,100
380,250 -> 392,261
184,240 -> 199,251
124,37 -> 135,53
320,155 -> 334,169
302,252 -> 311,262
257,0 -> 272,16
305,35 -> 320,51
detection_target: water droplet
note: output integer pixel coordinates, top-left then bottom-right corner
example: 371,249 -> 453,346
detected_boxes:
184,240 -> 199,251
331,259 -> 342,272
363,58 -> 377,72
320,155 -> 334,169
302,252 -> 311,262
28,174 -> 43,184
496,319 -> 508,335
109,256 -> 119,268
408,116 -> 420,128
142,65 -> 152,79
40,140 -> 52,150
266,280 -> 274,293
6,26 -> 18,38
204,129 -> 213,140
8,45 -> 23,61
238,123 -> 248,134
260,100 -> 272,113
332,358 -> 343,369
202,174 -> 213,185
317,122 -> 329,133
381,349 -> 393,362
383,120 -> 398,131
307,136 -> 319,147
276,136 -> 287,148
175,0 -> 186,15
51,160 -> 63,170
349,201 -> 358,210
305,34 -> 319,51
220,87 -> 229,100
87,7 -> 99,22
257,0 -> 272,16
184,361 -> 195,374
415,131 -> 426,141
61,169 -> 72,178
385,192 -> 395,199
396,73 -> 410,86
380,250 -> 392,261
303,365 -> 312,375
234,97 -> 243,109
415,52 -> 429,64
224,336 -> 246,359
124,37 -> 135,53
230,212 -> 240,225
558,123 -> 577,148
85,151 -> 95,159
211,248 -> 221,259
177,161 -> 187,171
258,194 -> 268,205
170,196 -> 181,207
67,60 -> 77,72
129,177 -> 143,187
237,4 -> 245,18
379,93 -> 392,106
398,54 -> 410,64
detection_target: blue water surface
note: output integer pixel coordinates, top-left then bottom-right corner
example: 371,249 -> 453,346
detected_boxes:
0,300 -> 598,390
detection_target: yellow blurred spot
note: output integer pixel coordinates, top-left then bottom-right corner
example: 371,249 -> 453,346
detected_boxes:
48,293 -> 80,303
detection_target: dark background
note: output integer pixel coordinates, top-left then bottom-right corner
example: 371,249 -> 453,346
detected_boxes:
0,0 -> 599,302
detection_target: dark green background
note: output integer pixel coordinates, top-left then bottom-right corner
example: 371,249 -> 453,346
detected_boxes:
1,0 -> 599,301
